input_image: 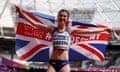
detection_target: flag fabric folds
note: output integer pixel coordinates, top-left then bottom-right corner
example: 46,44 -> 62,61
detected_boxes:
15,6 -> 110,62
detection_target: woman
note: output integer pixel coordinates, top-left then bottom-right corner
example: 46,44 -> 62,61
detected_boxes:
17,7 -> 112,72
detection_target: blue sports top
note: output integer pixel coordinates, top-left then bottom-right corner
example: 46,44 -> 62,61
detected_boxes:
53,28 -> 71,50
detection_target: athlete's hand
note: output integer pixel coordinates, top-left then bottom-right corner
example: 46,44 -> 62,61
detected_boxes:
15,5 -> 20,12
106,27 -> 114,34
15,5 -> 23,14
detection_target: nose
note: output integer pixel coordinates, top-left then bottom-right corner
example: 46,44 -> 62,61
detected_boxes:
60,16 -> 64,19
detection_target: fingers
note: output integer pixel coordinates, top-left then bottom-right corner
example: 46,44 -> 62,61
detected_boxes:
15,5 -> 20,13
107,27 -> 114,34
15,5 -> 23,14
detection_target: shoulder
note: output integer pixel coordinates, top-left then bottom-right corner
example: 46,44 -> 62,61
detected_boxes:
53,27 -> 58,31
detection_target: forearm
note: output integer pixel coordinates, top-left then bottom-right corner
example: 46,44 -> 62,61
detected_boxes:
19,10 -> 54,34
91,28 -> 107,33
20,11 -> 39,26
20,11 -> 51,30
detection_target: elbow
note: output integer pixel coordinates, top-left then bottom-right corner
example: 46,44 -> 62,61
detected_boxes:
32,22 -> 41,27
89,30 -> 95,33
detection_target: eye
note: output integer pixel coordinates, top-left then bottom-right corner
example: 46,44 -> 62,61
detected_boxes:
64,16 -> 67,17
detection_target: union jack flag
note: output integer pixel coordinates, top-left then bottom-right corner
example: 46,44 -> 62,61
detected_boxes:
15,6 -> 110,62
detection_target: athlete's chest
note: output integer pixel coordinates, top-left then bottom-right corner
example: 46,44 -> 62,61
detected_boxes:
53,31 -> 69,40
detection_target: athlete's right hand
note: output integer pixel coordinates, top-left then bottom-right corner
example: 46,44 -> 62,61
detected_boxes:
15,5 -> 20,12
15,5 -> 23,14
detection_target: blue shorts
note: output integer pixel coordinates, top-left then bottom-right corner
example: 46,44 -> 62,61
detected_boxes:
49,59 -> 69,71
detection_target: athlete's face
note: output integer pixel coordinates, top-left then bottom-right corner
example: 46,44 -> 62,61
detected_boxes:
57,11 -> 69,28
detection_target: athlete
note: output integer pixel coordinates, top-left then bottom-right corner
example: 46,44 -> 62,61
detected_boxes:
16,6 -> 112,72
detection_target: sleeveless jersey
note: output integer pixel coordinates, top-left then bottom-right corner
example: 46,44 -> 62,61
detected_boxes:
53,28 -> 71,50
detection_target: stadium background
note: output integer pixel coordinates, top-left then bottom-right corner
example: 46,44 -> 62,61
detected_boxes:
0,0 -> 120,72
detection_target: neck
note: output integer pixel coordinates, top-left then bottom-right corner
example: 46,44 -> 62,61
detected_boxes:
58,26 -> 66,32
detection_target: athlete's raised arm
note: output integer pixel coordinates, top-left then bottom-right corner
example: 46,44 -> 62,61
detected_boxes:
16,6 -> 54,33
70,26 -> 113,34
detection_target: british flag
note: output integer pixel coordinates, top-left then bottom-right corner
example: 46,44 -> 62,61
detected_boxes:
15,6 -> 110,62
